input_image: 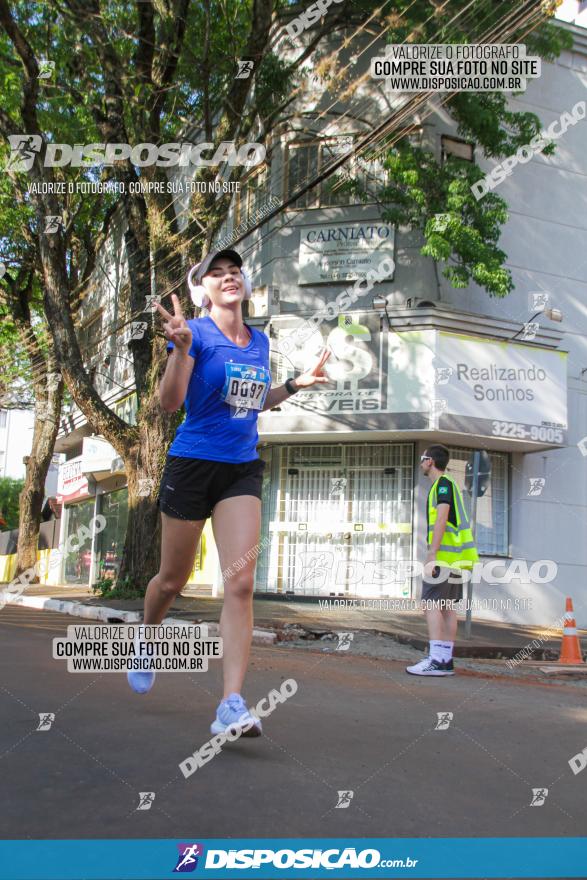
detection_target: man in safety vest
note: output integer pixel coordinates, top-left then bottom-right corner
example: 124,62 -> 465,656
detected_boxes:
406,444 -> 479,676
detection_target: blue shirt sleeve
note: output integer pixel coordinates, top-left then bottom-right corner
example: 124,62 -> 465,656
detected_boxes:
166,319 -> 202,360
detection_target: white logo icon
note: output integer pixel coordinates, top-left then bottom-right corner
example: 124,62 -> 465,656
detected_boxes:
528,292 -> 549,311
236,60 -> 254,79
335,790 -> 354,809
145,294 -> 161,312
435,712 -> 453,731
38,60 -> 55,80
527,478 -> 545,497
36,713 -> 55,731
329,477 -> 347,498
6,134 -> 42,172
432,214 -> 451,233
434,367 -> 453,385
336,632 -> 354,652
129,321 -> 148,341
136,792 -> 156,810
577,437 -> 587,457
137,478 -> 154,497
431,398 -> 448,415
530,788 -> 548,806
44,215 -> 64,233
521,322 -> 539,340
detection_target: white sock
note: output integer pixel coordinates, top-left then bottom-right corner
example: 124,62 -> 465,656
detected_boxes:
441,641 -> 454,662
429,640 -> 444,662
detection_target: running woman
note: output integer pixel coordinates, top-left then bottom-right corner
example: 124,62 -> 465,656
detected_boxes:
128,248 -> 330,738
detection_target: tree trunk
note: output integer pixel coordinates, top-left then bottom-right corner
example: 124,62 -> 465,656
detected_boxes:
117,367 -> 180,590
15,372 -> 64,578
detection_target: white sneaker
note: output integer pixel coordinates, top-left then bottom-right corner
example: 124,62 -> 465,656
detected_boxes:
406,657 -> 448,676
127,627 -> 156,694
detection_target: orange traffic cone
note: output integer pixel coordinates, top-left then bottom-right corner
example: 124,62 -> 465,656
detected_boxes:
558,598 -> 584,665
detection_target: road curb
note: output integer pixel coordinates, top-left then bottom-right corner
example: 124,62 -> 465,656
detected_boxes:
8,596 -> 277,644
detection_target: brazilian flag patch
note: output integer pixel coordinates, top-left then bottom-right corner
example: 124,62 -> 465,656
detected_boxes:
439,486 -> 449,494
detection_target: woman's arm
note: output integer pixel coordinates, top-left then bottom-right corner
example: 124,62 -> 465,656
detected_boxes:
262,349 -> 332,411
159,347 -> 195,413
262,379 -> 298,411
154,295 -> 195,413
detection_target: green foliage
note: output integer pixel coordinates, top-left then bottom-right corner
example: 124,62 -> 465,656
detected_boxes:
381,146 -> 512,297
0,477 -> 25,530
91,575 -> 144,600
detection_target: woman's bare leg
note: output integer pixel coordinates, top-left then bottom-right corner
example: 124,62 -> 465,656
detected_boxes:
143,513 -> 205,624
211,495 -> 261,698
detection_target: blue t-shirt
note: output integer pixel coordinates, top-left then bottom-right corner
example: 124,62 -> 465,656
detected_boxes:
167,316 -> 271,463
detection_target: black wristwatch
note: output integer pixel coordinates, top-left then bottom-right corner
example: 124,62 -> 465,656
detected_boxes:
285,377 -> 299,395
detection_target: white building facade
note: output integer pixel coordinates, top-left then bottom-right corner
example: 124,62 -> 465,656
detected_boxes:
52,7 -> 587,626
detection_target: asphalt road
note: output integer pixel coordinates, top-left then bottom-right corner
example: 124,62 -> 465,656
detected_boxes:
1,605 -> 585,850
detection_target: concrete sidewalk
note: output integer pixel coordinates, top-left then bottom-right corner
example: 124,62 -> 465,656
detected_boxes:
18,584 -> 586,660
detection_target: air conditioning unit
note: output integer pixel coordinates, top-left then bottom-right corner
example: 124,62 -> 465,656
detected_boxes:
249,286 -> 280,317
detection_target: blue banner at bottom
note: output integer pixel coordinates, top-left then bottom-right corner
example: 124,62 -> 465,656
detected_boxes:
0,837 -> 585,879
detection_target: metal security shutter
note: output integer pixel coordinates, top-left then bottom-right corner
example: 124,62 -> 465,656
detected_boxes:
257,443 -> 414,597
447,446 -> 509,556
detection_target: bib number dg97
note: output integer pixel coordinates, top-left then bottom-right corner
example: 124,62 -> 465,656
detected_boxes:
230,378 -> 264,401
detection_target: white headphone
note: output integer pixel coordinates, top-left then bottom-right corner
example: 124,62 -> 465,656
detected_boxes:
187,263 -> 253,308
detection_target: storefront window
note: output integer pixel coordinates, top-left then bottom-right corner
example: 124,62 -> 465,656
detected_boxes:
95,487 -> 129,582
63,498 -> 96,584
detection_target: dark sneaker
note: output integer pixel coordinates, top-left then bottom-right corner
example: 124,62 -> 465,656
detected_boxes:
443,658 -> 455,675
406,657 -> 448,676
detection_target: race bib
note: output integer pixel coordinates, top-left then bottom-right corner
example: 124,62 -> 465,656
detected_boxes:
221,362 -> 271,411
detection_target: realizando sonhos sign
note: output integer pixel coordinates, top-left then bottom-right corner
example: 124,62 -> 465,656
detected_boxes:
261,325 -> 567,445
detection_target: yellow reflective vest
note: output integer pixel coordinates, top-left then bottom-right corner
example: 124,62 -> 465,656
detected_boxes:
427,474 -> 480,570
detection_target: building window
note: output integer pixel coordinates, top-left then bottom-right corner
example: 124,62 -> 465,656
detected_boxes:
113,393 -> 138,426
78,310 -> 103,364
446,446 -> 509,557
285,134 -> 391,209
441,135 -> 474,163
235,164 -> 270,228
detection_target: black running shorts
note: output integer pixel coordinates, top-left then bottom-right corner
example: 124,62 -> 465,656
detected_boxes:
421,566 -> 463,603
158,455 -> 265,521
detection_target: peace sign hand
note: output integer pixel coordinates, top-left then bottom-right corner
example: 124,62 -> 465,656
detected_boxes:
154,295 -> 192,353
294,346 -> 332,388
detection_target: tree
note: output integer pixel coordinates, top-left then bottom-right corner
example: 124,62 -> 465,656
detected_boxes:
0,276 -> 64,575
0,164 -> 64,576
0,0 -> 361,590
